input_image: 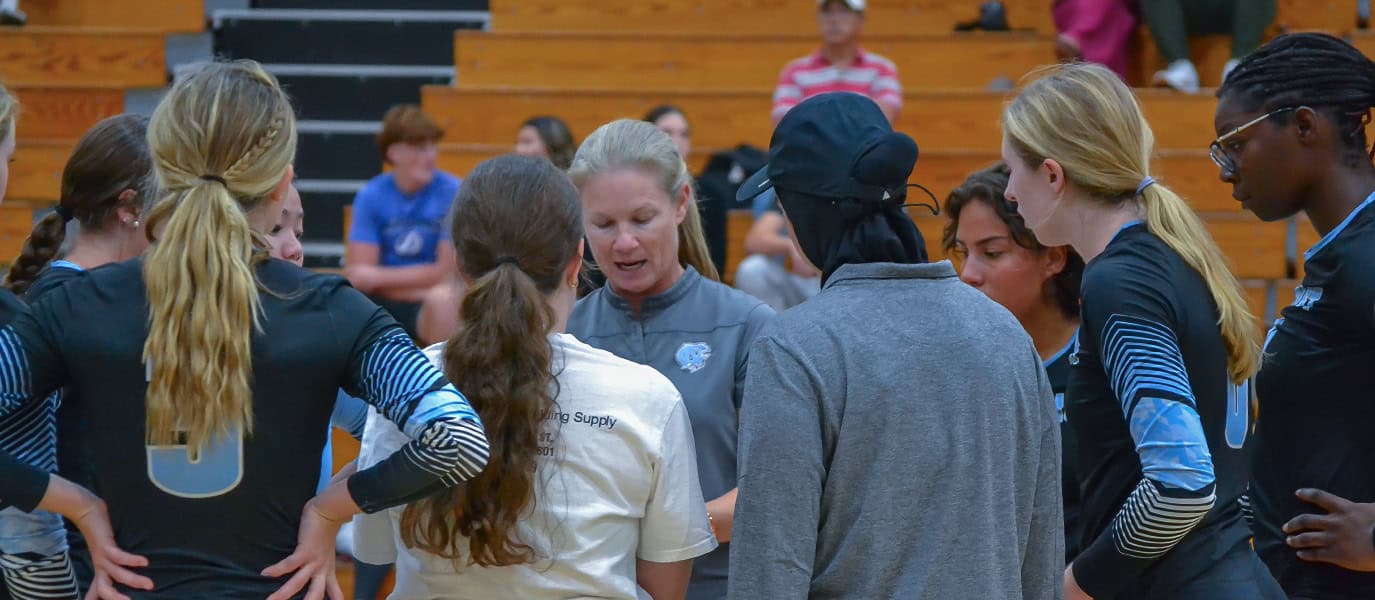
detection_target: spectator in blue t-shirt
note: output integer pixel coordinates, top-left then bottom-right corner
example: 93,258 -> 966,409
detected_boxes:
345,104 -> 459,339
733,188 -> 820,312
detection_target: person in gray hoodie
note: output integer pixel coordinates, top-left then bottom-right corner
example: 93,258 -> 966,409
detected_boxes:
728,92 -> 1064,600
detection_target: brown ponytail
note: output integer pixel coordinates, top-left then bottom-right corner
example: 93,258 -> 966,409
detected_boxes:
399,154 -> 583,567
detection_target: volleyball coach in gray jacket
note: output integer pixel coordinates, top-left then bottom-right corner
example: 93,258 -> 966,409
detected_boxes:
728,92 -> 1064,600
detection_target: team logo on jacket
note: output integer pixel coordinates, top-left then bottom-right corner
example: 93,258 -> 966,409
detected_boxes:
675,342 -> 712,373
1294,286 -> 1323,310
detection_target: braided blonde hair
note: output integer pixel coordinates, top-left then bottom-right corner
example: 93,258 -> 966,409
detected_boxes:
142,61 -> 296,452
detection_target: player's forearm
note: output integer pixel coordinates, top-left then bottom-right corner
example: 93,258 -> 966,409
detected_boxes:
0,450 -> 51,513
1071,478 -> 1215,598
346,332 -> 490,512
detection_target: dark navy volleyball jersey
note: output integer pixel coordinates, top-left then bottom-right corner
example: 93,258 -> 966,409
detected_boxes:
0,258 -> 425,599
27,262 -> 95,493
1253,192 -> 1375,599
1044,339 -> 1082,562
1067,223 -> 1253,595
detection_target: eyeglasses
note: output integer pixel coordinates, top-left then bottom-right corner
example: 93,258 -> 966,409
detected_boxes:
1209,107 -> 1297,173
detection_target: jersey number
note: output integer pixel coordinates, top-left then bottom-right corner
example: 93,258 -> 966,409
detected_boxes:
1224,380 -> 1253,450
146,426 -> 244,498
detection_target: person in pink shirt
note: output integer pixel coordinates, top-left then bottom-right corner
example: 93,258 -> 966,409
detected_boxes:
771,0 -> 902,125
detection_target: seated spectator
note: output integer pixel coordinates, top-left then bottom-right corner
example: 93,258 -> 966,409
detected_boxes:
734,189 -> 819,312
345,104 -> 459,340
514,116 -> 576,170
1053,0 -> 1138,81
645,105 -> 692,161
772,0 -> 901,125
1142,0 -> 1276,93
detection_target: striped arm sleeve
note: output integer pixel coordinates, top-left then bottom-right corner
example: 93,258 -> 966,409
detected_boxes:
345,331 -> 489,513
0,328 -> 33,418
1073,313 -> 1216,598
0,551 -> 78,599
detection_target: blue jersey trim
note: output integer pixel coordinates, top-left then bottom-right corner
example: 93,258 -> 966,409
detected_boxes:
1305,190 -> 1375,261
1042,329 -> 1078,369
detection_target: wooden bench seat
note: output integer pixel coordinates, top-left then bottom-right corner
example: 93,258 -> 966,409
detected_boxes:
491,0 -> 1055,36
488,0 -> 1343,38
0,27 -> 165,88
423,85 -> 1218,152
12,87 -> 125,141
454,31 -> 1056,91
23,0 -> 203,34
8,138 -> 71,203
0,205 -> 36,266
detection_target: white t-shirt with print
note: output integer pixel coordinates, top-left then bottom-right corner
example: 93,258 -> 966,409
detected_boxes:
352,333 -> 717,600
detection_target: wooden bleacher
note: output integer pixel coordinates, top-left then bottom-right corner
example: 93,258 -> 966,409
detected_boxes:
0,0 -> 187,261
11,87 -> 125,140
489,0 -> 1343,39
429,0 -> 1363,330
492,0 -> 1056,36
454,31 -> 1056,91
22,0 -> 204,33
0,28 -> 166,88
425,85 -> 1218,155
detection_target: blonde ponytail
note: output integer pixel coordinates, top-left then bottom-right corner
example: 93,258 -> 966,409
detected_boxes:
1141,185 -> 1259,382
143,61 -> 297,453
1003,62 -> 1259,383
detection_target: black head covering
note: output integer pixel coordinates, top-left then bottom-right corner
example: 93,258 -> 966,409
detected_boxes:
738,92 -> 926,285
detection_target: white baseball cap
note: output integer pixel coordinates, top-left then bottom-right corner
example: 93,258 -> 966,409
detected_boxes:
818,0 -> 865,11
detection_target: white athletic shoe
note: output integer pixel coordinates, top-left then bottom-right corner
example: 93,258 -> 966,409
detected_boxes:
0,7 -> 25,26
1153,59 -> 1201,94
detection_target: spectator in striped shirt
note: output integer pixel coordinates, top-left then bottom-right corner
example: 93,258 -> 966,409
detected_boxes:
771,0 -> 902,125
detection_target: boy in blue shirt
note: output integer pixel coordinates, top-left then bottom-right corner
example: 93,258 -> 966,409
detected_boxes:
346,104 -> 459,339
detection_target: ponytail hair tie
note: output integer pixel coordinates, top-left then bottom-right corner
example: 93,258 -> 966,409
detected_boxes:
53,205 -> 74,223
199,174 -> 228,187
1135,176 -> 1156,196
495,256 -> 520,267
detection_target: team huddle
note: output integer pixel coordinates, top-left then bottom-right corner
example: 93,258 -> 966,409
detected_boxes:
0,30 -> 1371,600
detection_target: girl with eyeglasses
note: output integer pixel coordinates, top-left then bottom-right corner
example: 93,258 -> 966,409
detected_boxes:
1216,32 -> 1375,600
1003,62 -> 1282,600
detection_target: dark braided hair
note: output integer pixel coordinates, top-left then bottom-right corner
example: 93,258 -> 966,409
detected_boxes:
941,162 -> 1084,320
1219,32 -> 1375,167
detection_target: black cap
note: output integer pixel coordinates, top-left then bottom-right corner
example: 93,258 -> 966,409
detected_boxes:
737,92 -> 918,205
